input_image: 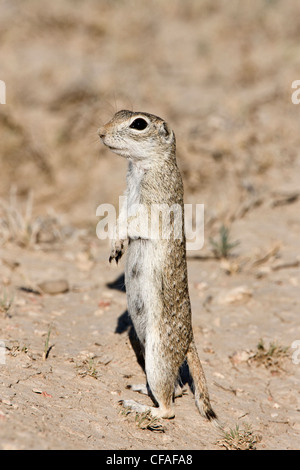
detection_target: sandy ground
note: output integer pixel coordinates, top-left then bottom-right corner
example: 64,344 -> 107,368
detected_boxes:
1,0 -> 300,450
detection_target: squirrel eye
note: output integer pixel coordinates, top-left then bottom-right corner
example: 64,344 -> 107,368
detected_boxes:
129,118 -> 148,130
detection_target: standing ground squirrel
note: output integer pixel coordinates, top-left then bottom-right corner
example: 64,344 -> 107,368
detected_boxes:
98,110 -> 218,423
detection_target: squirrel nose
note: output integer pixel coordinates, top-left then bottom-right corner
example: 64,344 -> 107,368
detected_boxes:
98,127 -> 106,139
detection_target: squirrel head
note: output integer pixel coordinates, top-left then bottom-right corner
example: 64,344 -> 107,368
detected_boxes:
98,110 -> 176,166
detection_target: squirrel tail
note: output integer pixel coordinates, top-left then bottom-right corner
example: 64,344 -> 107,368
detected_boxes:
186,340 -> 221,428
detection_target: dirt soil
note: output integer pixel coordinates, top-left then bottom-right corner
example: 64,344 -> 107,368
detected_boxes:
1,0 -> 300,450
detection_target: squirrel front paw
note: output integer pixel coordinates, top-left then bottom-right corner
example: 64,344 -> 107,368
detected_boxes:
109,240 -> 125,264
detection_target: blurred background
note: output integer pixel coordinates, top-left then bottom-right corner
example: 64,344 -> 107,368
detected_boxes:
1,1 -> 300,450
0,0 -> 300,234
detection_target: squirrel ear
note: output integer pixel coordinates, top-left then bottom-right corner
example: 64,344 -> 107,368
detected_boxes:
160,121 -> 173,143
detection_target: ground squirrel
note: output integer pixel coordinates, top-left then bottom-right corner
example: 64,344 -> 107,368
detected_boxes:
98,110 -> 217,422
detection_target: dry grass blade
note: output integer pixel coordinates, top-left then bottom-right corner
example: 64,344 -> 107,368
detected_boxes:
0,187 -> 70,247
0,187 -> 43,247
0,288 -> 14,318
42,325 -> 53,361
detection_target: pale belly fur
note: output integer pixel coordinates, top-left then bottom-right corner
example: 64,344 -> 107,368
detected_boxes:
125,238 -> 165,348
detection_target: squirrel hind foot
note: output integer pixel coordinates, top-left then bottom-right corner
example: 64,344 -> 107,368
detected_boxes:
119,399 -> 175,419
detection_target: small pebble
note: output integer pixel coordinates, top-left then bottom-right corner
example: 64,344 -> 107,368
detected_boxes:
38,280 -> 69,295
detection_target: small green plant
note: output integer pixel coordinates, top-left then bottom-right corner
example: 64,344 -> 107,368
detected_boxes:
217,423 -> 260,450
76,358 -> 100,379
209,225 -> 239,259
6,341 -> 29,356
251,339 -> 289,370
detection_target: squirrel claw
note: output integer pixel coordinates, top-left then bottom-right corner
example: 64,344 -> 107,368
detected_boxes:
109,241 -> 125,264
